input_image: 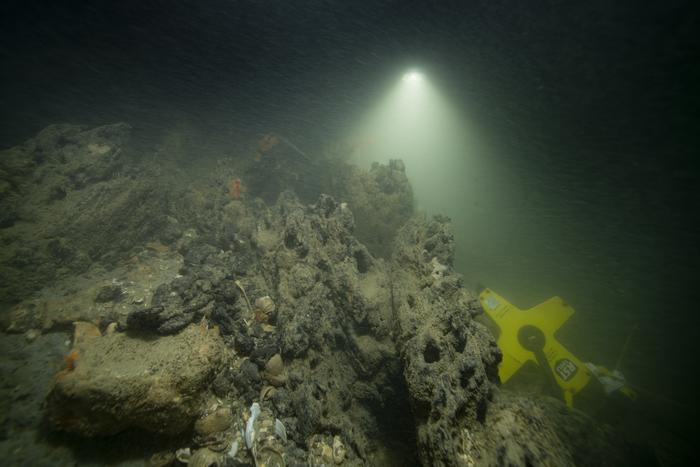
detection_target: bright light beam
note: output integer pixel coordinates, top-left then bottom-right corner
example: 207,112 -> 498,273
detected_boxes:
348,67 -> 481,215
402,70 -> 424,83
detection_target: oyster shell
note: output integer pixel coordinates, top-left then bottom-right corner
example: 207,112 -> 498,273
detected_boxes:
260,385 -> 277,401
263,354 -> 287,387
255,296 -> 276,314
265,354 -> 283,375
254,296 -> 276,323
189,447 -> 224,467
247,403 -> 287,467
308,435 -> 335,466
148,450 -> 175,467
195,406 -> 233,436
332,435 -> 346,464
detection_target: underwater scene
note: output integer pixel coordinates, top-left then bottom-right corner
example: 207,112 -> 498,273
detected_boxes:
1,1 -> 698,466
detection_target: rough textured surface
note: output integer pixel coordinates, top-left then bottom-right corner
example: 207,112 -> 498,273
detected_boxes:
0,123 -> 179,305
46,323 -> 230,436
243,139 -> 414,258
468,391 -> 652,467
0,246 -> 182,334
389,215 -> 651,467
391,214 -> 503,465
340,159 -> 414,257
261,194 -> 407,462
198,191 -> 412,464
0,124 -> 658,466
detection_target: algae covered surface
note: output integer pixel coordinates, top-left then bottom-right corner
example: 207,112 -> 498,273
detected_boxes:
0,122 -> 661,467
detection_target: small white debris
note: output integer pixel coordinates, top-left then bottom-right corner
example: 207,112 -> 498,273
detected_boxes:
227,440 -> 239,459
275,418 -> 287,443
175,447 -> 191,464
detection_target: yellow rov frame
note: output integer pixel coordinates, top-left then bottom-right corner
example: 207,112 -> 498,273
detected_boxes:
478,288 -> 591,407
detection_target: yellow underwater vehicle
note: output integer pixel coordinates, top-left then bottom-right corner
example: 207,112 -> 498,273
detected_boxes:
479,288 -> 636,409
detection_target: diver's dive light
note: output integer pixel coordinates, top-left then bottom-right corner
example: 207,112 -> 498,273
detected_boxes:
402,70 -> 423,83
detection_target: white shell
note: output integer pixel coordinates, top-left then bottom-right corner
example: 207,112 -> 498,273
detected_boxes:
245,402 -> 261,449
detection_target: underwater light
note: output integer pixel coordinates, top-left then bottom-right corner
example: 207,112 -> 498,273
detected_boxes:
402,70 -> 423,83
349,65 -> 477,217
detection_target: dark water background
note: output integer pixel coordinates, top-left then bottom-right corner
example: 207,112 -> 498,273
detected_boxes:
2,0 -> 699,437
